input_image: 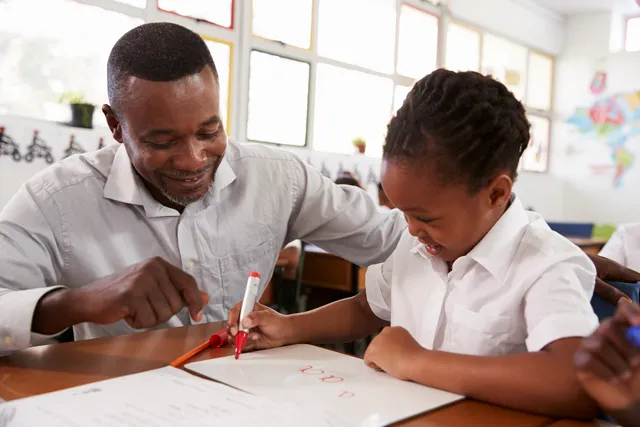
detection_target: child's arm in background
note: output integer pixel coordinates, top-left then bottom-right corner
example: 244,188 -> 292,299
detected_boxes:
574,300 -> 640,427
364,256 -> 601,420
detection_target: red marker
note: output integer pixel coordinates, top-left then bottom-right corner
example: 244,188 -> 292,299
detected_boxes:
234,271 -> 261,359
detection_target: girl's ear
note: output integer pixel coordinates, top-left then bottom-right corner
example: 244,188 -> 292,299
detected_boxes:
487,174 -> 513,208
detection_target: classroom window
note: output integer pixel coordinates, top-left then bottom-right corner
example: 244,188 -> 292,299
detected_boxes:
521,114 -> 550,173
0,0 -> 143,122
203,39 -> 232,133
481,33 -> 527,101
393,85 -> 412,115
317,0 -> 396,74
157,0 -> 234,29
626,17 -> 640,52
396,5 -> 439,79
526,51 -> 553,112
445,21 -> 481,72
252,0 -> 312,49
313,63 -> 393,157
246,51 -> 310,146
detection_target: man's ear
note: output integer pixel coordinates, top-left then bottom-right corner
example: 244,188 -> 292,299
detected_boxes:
102,104 -> 123,143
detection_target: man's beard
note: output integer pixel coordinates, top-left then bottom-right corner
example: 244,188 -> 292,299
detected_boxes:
157,158 -> 217,206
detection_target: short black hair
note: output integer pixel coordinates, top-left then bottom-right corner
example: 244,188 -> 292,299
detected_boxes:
335,171 -> 363,189
107,22 -> 218,111
384,69 -> 530,193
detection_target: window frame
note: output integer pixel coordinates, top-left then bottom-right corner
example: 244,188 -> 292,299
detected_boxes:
237,0 -> 441,154
156,0 -> 236,30
244,48 -> 312,147
6,0 -> 556,170
625,15 -> 640,52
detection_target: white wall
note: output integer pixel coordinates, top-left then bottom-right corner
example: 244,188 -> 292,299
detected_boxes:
0,114 -> 385,209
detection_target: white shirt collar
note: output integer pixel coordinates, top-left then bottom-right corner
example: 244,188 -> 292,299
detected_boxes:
410,195 -> 530,280
102,143 -> 237,218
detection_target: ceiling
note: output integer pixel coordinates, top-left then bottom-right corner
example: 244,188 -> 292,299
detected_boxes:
531,0 -> 614,16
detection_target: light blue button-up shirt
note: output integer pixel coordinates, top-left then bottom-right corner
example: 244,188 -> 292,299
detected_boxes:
0,139 -> 406,354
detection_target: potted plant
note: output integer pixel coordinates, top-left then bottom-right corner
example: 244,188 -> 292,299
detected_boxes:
58,91 -> 95,129
352,137 -> 366,154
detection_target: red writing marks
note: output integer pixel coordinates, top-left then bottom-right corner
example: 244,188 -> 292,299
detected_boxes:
299,365 -> 354,397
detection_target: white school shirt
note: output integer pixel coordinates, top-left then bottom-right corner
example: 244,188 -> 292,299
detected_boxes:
0,139 -> 406,355
366,196 -> 599,356
599,223 -> 640,272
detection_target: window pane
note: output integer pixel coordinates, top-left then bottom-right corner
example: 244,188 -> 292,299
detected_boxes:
252,0 -> 312,49
481,33 -> 527,100
247,51 -> 309,146
203,39 -> 231,132
397,5 -> 438,79
521,115 -> 550,172
393,85 -> 411,114
158,0 -> 233,28
0,0 -> 142,122
626,17 -> 640,52
317,0 -> 396,74
526,51 -> 553,111
314,64 -> 393,157
445,22 -> 480,72
115,0 -> 146,7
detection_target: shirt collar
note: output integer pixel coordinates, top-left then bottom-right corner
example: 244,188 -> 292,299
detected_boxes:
410,194 -> 530,280
102,143 -> 237,218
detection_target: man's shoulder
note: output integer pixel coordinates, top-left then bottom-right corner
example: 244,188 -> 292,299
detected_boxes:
26,143 -> 119,198
225,138 -> 302,165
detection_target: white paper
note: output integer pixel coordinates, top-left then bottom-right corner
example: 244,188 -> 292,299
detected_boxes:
0,366 -> 350,427
185,344 -> 465,427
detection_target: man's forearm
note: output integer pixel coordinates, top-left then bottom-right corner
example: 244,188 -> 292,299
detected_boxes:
407,340 -> 598,419
32,288 -> 85,335
289,291 -> 387,345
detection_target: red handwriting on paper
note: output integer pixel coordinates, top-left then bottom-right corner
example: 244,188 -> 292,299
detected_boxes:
299,365 -> 354,397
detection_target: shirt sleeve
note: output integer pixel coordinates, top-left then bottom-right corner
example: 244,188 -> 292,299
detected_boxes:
365,256 -> 394,321
0,182 -> 67,355
598,227 -> 626,266
524,252 -> 599,352
286,157 -> 407,267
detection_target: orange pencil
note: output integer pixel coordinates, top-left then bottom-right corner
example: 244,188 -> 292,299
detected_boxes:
169,329 -> 229,367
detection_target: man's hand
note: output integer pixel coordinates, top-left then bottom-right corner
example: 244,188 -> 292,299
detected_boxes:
588,253 -> 640,305
575,299 -> 640,424
363,326 -> 424,380
32,257 -> 208,334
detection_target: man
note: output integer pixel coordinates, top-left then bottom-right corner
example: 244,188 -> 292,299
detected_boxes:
0,23 -> 633,356
0,23 -> 405,355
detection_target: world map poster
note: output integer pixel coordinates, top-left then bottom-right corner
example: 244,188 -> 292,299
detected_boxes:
566,91 -> 640,188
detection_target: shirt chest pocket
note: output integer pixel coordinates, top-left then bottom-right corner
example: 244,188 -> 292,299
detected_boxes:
219,234 -> 277,308
450,305 -> 513,356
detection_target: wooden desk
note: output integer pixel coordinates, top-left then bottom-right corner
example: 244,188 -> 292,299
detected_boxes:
0,323 -> 558,426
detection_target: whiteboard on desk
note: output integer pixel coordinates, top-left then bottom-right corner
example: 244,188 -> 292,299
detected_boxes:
185,344 -> 464,427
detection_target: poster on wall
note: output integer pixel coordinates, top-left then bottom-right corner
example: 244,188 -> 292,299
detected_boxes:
520,114 -> 550,173
566,91 -> 640,188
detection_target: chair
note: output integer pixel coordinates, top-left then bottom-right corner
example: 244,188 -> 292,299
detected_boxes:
546,222 -> 594,238
270,242 -> 307,314
591,280 -> 640,321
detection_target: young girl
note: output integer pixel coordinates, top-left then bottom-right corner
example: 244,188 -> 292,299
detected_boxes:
228,69 -> 600,419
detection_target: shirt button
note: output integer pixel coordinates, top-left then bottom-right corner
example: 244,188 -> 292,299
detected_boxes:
4,336 -> 14,346
186,261 -> 195,269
